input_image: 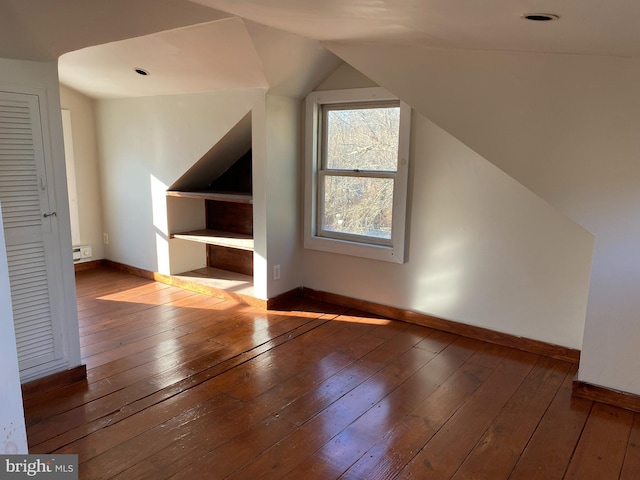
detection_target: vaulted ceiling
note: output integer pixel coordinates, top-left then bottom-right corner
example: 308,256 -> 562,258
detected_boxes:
2,0 -> 639,99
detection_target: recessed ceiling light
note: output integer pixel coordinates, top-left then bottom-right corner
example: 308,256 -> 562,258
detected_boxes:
134,68 -> 150,76
522,13 -> 559,22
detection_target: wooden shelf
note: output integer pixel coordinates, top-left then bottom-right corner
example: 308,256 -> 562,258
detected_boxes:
170,229 -> 254,251
166,191 -> 252,204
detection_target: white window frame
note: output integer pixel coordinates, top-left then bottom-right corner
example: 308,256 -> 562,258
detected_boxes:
304,87 -> 411,263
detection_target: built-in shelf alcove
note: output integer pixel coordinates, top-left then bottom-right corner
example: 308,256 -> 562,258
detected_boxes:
166,112 -> 254,297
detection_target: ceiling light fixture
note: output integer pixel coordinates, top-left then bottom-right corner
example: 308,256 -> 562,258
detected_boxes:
134,68 -> 150,76
521,13 -> 559,22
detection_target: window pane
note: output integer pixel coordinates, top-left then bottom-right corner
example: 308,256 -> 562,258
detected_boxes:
325,105 -> 400,171
322,175 -> 393,240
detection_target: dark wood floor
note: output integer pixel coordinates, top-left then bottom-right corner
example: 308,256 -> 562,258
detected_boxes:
23,267 -> 640,479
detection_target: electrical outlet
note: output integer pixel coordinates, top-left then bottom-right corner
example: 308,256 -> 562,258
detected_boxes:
103,233 -> 109,245
273,264 -> 281,280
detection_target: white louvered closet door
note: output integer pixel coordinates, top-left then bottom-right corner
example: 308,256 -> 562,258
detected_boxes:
0,91 -> 63,373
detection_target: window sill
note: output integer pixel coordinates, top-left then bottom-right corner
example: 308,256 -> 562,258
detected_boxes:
304,234 -> 405,264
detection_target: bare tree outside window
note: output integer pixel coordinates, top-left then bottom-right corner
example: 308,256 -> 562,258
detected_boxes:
320,104 -> 400,242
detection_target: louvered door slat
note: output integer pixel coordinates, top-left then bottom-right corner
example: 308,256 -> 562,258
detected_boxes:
0,164 -> 38,171
0,114 -> 29,120
10,291 -> 49,306
6,242 -> 55,368
14,313 -> 51,327
0,93 -> 44,232
7,296 -> 46,309
12,308 -> 50,322
16,321 -> 53,337
0,91 -> 60,374
0,131 -> 31,137
15,317 -> 53,336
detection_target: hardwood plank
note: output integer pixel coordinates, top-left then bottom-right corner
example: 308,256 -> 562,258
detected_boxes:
465,342 -> 512,369
79,307 -> 221,354
77,293 -> 159,320
564,402 -> 634,480
34,327 -> 324,456
415,329 -> 459,353
222,319 -> 373,401
110,324 -> 386,479
170,417 -> 296,480
83,328 -> 194,369
620,414 -> 640,480
395,350 -> 539,479
51,383 -> 250,462
104,324 -> 380,475
451,356 -> 571,479
79,298 -> 235,357
22,268 -> 640,480
80,393 -> 244,480
226,345 -> 438,479
28,314 -> 326,450
277,325 -> 434,427
58,318 -> 365,468
509,369 -> 592,480
341,358 -> 495,480
121,416 -> 296,480
282,337 -> 485,479
74,269 -> 150,298
24,306 -> 244,419
83,311 -> 250,382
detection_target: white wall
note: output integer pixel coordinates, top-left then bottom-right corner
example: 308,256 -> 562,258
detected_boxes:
0,205 -> 28,454
326,44 -> 640,394
59,84 -> 105,259
94,89 -> 303,300
0,58 -> 81,380
263,95 -> 303,298
251,96 -> 268,298
302,65 -> 594,350
96,89 -> 266,275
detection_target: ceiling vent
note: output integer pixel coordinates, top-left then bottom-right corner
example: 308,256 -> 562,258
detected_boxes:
521,13 -> 560,22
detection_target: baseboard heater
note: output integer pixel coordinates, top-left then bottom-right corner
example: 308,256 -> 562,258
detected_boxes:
72,245 -> 92,262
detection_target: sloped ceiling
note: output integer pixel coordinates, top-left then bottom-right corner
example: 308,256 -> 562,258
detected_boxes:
0,0 -> 232,61
191,0 -> 640,57
243,20 -> 343,98
5,0 -> 640,99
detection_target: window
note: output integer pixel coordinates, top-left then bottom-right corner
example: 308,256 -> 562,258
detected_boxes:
304,88 -> 411,263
